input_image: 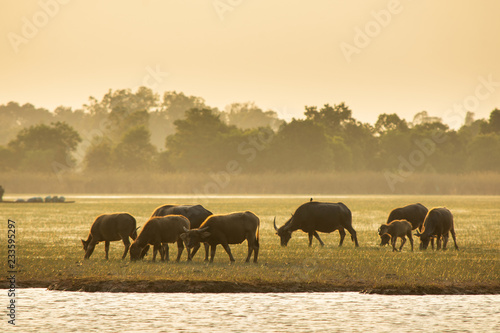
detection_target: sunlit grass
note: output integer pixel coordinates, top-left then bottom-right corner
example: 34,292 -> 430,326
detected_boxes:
0,195 -> 499,292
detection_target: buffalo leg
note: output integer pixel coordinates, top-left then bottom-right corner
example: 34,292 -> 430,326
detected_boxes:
338,228 -> 346,246
253,238 -> 259,263
190,243 -> 200,260
209,245 -> 217,263
104,241 -> 110,260
346,226 -> 359,247
203,242 -> 210,261
391,237 -> 397,252
245,239 -> 254,263
308,233 -> 314,247
221,243 -> 235,263
436,237 -> 442,250
84,240 -> 98,259
408,232 -> 414,251
399,237 -> 406,252
450,229 -> 459,250
176,239 -> 184,262
442,233 -> 449,250
163,244 -> 169,261
152,243 -> 162,262
312,231 -> 324,247
121,237 -> 131,260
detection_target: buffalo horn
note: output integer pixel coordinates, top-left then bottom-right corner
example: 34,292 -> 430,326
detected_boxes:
182,226 -> 190,233
273,217 -> 278,231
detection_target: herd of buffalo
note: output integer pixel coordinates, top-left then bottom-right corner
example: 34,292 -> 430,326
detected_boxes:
81,200 -> 459,263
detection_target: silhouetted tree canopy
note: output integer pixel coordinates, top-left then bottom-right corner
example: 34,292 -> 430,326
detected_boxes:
1,88 -> 499,174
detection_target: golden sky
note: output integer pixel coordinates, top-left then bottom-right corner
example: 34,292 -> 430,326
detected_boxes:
1,0 -> 499,127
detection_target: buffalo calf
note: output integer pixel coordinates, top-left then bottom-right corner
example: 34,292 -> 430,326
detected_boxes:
378,219 -> 413,252
130,215 -> 191,262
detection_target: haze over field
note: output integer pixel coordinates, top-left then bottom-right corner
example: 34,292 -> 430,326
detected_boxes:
1,0 -> 499,127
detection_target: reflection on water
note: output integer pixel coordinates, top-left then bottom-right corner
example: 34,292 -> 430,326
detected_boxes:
7,289 -> 500,332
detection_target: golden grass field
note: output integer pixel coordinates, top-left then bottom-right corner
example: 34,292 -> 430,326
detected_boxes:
1,195 -> 499,294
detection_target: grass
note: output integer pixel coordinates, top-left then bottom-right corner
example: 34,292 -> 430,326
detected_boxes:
0,195 -> 499,294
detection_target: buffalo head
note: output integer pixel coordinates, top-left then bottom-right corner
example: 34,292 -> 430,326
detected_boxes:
180,226 -> 211,249
379,233 -> 391,246
274,217 -> 292,246
414,230 -> 431,250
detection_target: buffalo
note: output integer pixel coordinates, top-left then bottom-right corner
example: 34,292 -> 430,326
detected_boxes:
415,207 -> 458,250
386,203 -> 428,230
378,219 -> 413,252
180,211 -> 260,263
130,215 -> 191,262
150,204 -> 212,260
81,213 -> 138,260
274,201 -> 359,247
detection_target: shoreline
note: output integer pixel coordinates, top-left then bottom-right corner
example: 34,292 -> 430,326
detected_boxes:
11,279 -> 500,295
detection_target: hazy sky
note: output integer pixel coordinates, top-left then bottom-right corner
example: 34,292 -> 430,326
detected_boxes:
1,0 -> 499,127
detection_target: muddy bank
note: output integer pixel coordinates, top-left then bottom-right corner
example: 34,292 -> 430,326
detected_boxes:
11,279 -> 500,295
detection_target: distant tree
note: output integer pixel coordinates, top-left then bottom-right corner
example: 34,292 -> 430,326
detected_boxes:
224,102 -> 283,130
268,119 -> 334,171
165,108 -> 243,171
8,122 -> 81,172
375,113 -> 409,134
305,102 -> 353,134
112,126 -> 157,171
162,91 -> 210,122
83,137 -> 113,172
467,133 -> 500,171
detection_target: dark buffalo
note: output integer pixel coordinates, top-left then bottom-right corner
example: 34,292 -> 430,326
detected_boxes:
274,201 -> 359,247
386,203 -> 428,230
180,211 -> 260,263
129,215 -> 191,262
150,204 -> 212,260
415,207 -> 458,250
378,219 -> 413,252
81,213 -> 138,260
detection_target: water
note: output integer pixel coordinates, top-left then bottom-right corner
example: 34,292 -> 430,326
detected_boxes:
2,289 -> 499,332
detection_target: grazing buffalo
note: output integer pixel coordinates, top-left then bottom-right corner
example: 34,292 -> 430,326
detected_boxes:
180,211 -> 260,263
150,204 -> 212,261
378,219 -> 413,252
130,215 -> 191,262
81,213 -> 138,260
274,201 -> 359,247
386,203 -> 428,230
415,207 -> 458,250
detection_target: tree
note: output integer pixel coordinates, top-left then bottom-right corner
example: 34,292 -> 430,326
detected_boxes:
83,138 -> 113,172
268,119 -> 334,171
8,122 -> 81,172
112,126 -> 157,171
165,108 -> 244,171
162,91 -> 210,122
375,113 -> 408,134
467,133 -> 500,171
224,102 -> 283,130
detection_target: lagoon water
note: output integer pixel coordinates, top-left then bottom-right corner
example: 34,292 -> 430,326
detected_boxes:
4,289 -> 499,332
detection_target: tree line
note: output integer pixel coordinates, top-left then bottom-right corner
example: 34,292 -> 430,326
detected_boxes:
1,87 -> 499,174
